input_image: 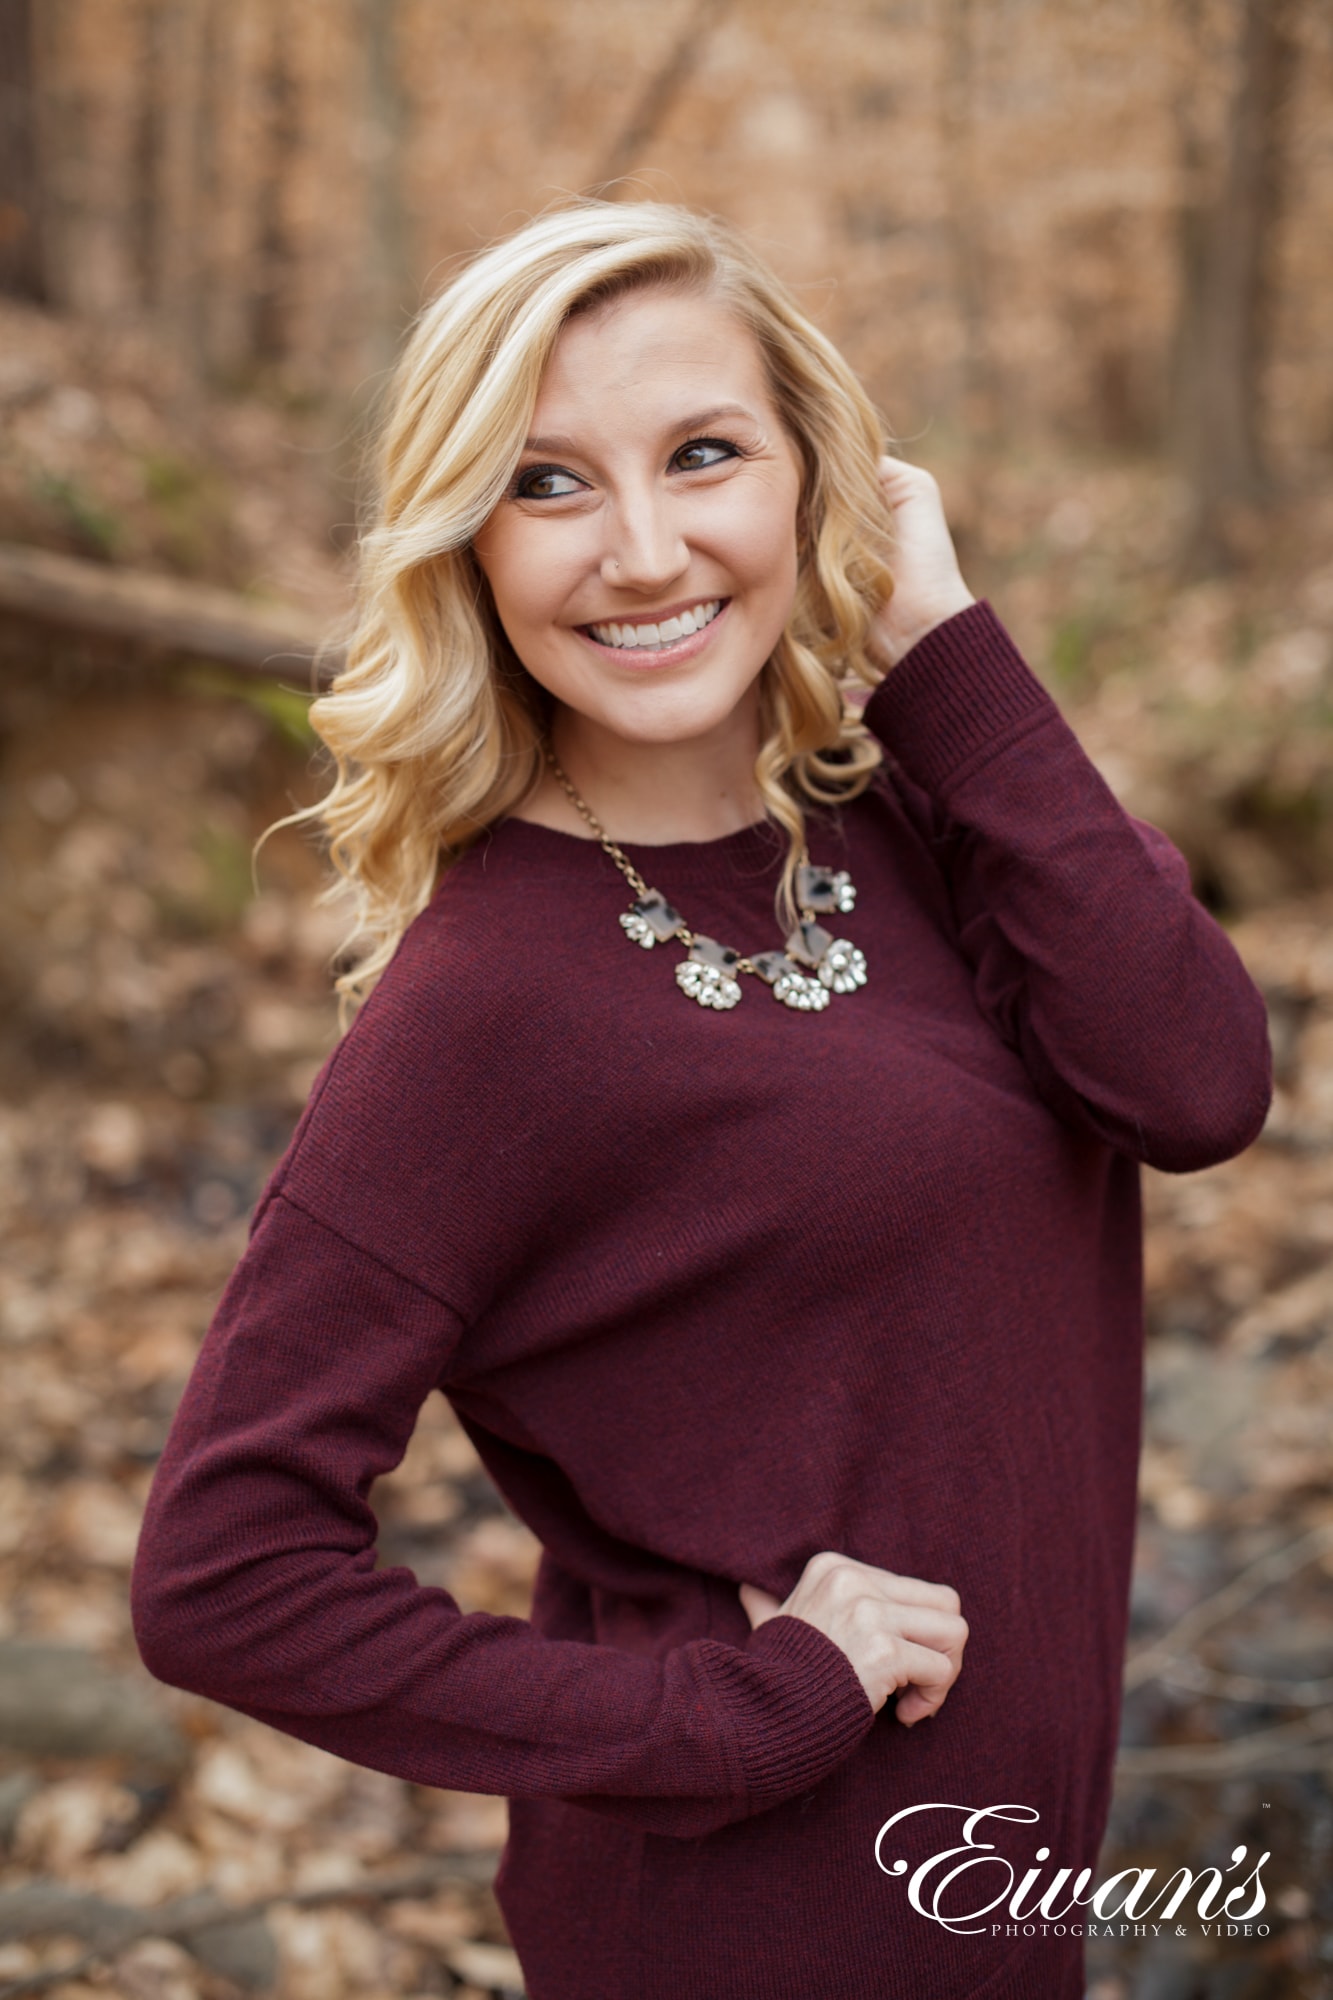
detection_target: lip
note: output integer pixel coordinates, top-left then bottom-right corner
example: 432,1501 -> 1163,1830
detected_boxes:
575,596 -> 732,668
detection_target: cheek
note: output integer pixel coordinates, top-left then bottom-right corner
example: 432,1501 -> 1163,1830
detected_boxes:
476,527 -> 577,638
723,487 -> 800,600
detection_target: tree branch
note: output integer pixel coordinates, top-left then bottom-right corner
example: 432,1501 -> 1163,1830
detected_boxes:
1115,1709 -> 1333,1782
1123,1520 -> 1333,1692
594,0 -> 732,191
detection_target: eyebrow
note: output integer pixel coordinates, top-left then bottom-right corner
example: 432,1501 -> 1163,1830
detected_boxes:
521,404 -> 761,455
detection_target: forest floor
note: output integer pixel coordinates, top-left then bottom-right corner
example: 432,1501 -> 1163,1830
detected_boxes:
1,292 -> 1332,1999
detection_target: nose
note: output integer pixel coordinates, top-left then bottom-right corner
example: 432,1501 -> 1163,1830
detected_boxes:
600,481 -> 690,595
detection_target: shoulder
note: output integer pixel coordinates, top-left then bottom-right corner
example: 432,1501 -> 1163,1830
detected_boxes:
327,816 -> 604,1066
254,821 -> 616,1299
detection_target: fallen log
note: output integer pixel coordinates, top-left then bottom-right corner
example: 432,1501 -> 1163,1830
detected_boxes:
0,1642 -> 187,1774
0,541 -> 336,682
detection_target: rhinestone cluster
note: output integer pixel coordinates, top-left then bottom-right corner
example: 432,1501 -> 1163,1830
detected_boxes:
615,866 -> 867,1015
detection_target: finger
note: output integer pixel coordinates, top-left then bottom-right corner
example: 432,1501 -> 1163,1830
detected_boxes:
738,1582 -> 782,1629
897,1682 -> 952,1727
881,1639 -> 958,1698
881,1606 -> 969,1661
891,1655 -> 961,1728
876,456 -> 936,496
853,1565 -> 963,1617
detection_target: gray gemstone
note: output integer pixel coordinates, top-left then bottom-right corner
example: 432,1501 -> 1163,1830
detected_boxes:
750,950 -> 801,986
796,864 -> 850,912
785,920 -> 834,967
689,934 -> 741,972
631,890 -> 684,941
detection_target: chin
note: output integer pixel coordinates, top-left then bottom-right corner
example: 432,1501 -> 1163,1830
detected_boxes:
594,682 -> 759,747
580,653 -> 766,738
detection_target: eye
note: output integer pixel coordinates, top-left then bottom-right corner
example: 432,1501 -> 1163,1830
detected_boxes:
513,464 -> 585,500
672,437 -> 740,473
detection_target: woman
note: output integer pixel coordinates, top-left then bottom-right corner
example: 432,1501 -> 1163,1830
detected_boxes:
131,201 -> 1272,1999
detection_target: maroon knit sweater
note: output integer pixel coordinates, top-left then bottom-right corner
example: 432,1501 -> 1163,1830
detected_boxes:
131,602 -> 1271,2000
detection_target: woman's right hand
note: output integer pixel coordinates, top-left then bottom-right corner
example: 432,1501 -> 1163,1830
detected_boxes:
739,1552 -> 968,1725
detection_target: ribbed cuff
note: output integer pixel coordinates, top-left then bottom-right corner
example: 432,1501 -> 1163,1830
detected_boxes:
863,599 -> 1059,797
700,1615 -> 875,1816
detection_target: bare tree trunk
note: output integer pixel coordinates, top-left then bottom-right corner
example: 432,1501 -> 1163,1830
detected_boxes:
1170,0 -> 1300,573
251,5 -> 298,367
354,0 -> 412,376
129,0 -> 157,307
151,0 -> 209,365
197,0 -> 266,383
191,0 -> 223,364
937,0 -> 999,562
0,0 -> 45,299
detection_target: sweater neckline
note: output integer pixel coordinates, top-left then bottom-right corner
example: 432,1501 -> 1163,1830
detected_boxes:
487,812 -> 793,885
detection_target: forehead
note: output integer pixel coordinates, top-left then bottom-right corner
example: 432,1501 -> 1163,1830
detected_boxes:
533,285 -> 776,427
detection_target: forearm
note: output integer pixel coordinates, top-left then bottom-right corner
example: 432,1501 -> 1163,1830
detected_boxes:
868,602 -> 1273,1168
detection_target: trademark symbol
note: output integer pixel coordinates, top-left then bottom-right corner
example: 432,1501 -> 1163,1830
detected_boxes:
1262,1802 -> 1270,1808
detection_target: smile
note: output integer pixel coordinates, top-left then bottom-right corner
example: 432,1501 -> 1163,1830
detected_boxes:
584,599 -> 725,651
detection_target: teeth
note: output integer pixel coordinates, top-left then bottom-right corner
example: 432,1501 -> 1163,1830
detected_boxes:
590,600 -> 721,650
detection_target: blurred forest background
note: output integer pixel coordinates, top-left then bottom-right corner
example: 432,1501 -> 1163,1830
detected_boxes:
1,1 -> 1332,1997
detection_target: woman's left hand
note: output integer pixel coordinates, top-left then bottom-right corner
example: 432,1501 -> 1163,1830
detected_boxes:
866,457 -> 976,673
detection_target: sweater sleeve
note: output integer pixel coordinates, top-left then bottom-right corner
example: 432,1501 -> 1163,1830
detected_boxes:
130,1190 -> 874,1839
862,600 -> 1273,1172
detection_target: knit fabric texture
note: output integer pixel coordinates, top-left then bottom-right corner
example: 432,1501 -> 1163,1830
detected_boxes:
132,601 -> 1273,2000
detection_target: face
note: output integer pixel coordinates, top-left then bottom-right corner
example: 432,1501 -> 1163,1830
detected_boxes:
470,284 -> 806,753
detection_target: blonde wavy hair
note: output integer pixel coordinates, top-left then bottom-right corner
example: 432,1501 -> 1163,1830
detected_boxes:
286,199 -> 897,1012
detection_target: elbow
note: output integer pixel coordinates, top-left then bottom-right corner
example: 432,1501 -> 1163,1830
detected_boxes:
130,1523 -> 257,1706
131,1520 -> 366,1719
1141,1114 -> 1265,1175
130,1546 -> 213,1698
1139,1038 -> 1273,1174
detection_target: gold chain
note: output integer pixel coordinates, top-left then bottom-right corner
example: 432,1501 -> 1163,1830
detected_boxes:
543,745 -> 650,895
542,742 -> 804,974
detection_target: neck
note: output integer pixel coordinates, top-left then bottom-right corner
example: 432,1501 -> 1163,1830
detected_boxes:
515,695 -> 768,845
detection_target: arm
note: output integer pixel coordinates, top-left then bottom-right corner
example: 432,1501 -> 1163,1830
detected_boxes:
863,457 -> 1271,1172
863,600 -> 1272,1170
130,1190 -> 874,1839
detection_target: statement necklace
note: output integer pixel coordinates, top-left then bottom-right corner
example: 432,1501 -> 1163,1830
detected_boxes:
544,746 -> 868,1014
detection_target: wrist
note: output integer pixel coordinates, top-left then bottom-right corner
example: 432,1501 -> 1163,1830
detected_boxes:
868,587 -> 977,673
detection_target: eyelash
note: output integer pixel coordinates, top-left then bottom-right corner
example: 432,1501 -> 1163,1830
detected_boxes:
673,436 -> 744,473
511,435 -> 744,501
